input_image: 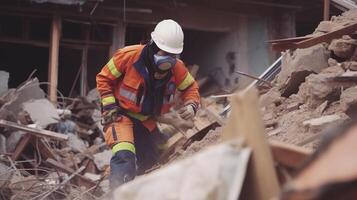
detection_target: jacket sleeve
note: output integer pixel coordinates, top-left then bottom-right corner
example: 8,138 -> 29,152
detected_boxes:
96,49 -> 129,110
174,61 -> 200,109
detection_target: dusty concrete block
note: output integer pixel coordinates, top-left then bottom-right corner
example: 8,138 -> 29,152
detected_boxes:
277,44 -> 330,87
340,86 -> 357,117
93,150 -> 111,171
259,87 -> 282,108
328,35 -> 357,59
314,21 -> 336,33
298,65 -> 345,108
2,78 -> 45,115
0,71 -> 9,96
328,58 -> 339,67
67,133 -> 88,153
303,114 -> 345,132
22,99 -> 59,128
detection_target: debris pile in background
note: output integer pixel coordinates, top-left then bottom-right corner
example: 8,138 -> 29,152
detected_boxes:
261,10 -> 357,149
0,77 -> 109,199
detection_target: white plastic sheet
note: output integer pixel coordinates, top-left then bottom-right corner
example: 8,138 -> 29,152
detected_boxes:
110,141 -> 251,200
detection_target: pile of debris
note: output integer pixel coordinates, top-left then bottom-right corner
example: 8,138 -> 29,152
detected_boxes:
261,10 -> 357,149
0,76 -> 110,199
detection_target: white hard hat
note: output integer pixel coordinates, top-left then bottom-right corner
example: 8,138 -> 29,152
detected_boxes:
151,19 -> 184,54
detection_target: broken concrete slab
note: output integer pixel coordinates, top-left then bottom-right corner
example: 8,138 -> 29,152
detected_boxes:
86,88 -> 100,104
340,86 -> 357,117
2,78 -> 45,115
0,71 -> 9,96
327,58 -> 339,68
303,114 -> 346,132
67,133 -> 88,153
277,44 -> 330,87
259,87 -> 283,108
298,66 -> 345,108
314,21 -> 337,34
22,99 -> 59,128
93,149 -> 111,171
328,35 -> 357,59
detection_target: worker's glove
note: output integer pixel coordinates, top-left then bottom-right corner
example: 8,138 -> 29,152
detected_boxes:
178,103 -> 197,120
101,106 -> 122,126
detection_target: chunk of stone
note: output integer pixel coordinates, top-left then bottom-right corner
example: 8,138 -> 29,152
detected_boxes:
2,78 -> 45,115
22,99 -> 59,128
328,35 -> 357,59
93,150 -> 112,171
277,44 -> 330,87
303,114 -> 346,132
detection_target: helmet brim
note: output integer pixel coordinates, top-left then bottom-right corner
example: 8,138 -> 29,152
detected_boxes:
151,32 -> 183,54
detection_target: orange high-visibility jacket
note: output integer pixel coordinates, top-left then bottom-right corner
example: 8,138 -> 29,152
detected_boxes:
96,44 -> 200,126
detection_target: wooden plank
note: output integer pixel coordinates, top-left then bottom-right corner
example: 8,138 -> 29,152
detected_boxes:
0,37 -> 49,47
268,36 -> 313,43
0,120 -> 68,141
296,22 -> 357,49
11,134 -> 33,161
48,14 -> 61,103
222,87 -> 280,200
46,158 -> 96,187
269,140 -> 313,169
32,138 -> 59,161
324,0 -> 330,21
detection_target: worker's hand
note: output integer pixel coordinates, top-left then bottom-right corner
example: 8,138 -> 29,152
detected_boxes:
178,104 -> 196,120
101,107 -> 122,126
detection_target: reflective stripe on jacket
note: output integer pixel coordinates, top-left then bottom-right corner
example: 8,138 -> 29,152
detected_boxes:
96,45 -> 200,123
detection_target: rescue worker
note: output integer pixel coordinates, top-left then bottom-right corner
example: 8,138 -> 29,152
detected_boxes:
96,19 -> 200,188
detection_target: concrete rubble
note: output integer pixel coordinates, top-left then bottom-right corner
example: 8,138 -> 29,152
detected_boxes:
0,8 -> 356,200
260,10 -> 357,149
0,77 -> 108,199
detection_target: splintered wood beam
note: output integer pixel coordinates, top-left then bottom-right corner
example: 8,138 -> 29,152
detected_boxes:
48,14 -> 61,103
222,87 -> 280,200
11,134 -> 33,161
270,23 -> 357,51
0,120 -> 68,141
296,22 -> 357,49
46,158 -> 96,187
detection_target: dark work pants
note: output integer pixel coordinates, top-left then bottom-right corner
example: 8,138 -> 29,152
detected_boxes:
109,119 -> 160,189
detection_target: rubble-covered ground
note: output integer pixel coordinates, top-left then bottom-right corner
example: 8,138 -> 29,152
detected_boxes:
1,9 -> 357,200
261,10 -> 357,149
0,78 -> 110,199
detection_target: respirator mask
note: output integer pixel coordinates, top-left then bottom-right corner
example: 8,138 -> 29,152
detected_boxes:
153,53 -> 177,74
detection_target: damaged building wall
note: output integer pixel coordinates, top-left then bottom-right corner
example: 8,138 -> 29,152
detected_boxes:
0,0 -> 297,97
